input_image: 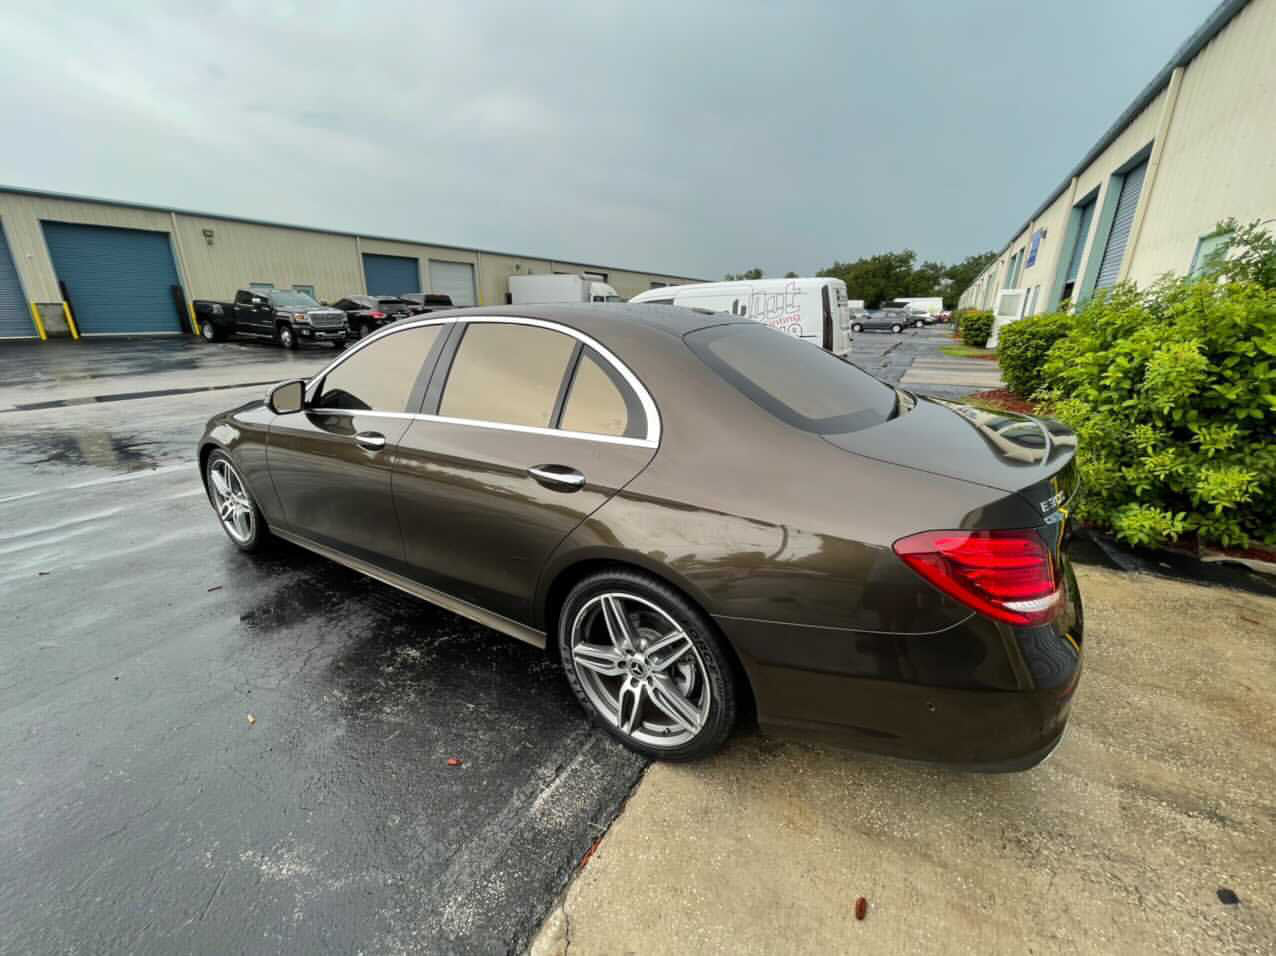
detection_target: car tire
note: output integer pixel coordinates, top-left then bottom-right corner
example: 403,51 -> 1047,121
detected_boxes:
558,569 -> 737,761
276,323 -> 297,350
852,323 -> 863,333
915,319 -> 925,328
200,321 -> 222,343
205,450 -> 270,553
361,321 -> 375,339
891,323 -> 903,334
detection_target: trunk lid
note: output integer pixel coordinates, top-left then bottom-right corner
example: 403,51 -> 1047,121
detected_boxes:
824,397 -> 1079,519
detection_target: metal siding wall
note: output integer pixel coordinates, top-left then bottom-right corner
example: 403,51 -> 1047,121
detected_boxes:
0,221 -> 34,338
1094,161 -> 1148,290
42,222 -> 184,334
429,260 -> 476,306
1124,0 -> 1276,284
0,190 -> 706,336
174,216 -> 362,304
362,254 -> 419,295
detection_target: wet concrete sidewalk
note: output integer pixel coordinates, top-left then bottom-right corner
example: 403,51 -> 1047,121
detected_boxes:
0,338 -> 332,411
531,565 -> 1276,955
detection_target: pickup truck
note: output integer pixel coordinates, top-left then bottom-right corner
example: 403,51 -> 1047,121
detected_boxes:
194,289 -> 348,349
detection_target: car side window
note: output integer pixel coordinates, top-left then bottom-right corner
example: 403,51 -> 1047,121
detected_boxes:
559,348 -> 645,438
315,325 -> 442,412
439,323 -> 575,428
234,291 -> 252,305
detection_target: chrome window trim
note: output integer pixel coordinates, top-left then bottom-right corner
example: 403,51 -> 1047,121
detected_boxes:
304,407 -> 657,448
304,314 -> 662,445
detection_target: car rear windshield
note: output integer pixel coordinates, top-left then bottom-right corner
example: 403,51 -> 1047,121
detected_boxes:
686,323 -> 897,434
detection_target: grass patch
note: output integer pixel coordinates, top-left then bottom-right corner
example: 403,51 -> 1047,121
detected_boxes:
940,344 -> 997,360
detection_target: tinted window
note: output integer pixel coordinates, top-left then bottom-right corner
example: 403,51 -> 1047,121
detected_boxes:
269,290 -> 320,308
316,325 -> 442,412
439,323 -> 575,427
686,324 -> 896,434
643,298 -> 675,306
560,348 -> 644,438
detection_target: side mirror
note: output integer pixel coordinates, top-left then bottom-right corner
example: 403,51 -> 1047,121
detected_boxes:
267,379 -> 306,415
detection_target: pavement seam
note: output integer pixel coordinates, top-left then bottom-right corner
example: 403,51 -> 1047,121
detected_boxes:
0,379 -> 282,413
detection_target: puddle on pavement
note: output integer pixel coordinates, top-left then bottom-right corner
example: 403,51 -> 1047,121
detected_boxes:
6,430 -> 160,472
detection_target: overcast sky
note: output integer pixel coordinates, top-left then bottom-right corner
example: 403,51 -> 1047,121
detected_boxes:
0,1 -> 1219,279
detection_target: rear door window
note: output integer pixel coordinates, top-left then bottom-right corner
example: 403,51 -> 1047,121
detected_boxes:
686,324 -> 896,434
315,325 -> 442,412
439,323 -> 575,427
559,348 -> 645,438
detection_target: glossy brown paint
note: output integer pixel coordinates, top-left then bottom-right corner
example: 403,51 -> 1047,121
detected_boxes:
391,418 -> 654,623
267,411 -> 409,567
200,304 -> 1083,768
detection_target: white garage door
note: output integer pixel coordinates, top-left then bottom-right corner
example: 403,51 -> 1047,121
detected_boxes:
430,260 -> 476,307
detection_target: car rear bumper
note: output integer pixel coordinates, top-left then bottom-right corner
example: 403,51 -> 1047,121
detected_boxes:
739,658 -> 1079,770
717,608 -> 1083,771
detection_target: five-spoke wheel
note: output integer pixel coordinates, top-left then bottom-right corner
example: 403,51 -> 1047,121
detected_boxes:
205,451 -> 267,551
559,570 -> 736,759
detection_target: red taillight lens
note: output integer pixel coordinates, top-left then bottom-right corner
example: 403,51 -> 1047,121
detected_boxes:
368,311 -> 386,318
893,529 -> 1060,626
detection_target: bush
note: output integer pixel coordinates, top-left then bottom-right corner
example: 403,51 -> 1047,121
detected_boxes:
958,311 -> 994,348
998,312 -> 1073,398
1036,277 -> 1276,549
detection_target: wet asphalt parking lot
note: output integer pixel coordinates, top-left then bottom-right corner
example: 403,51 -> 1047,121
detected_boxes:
1,339 -> 646,954
0,326 -> 965,954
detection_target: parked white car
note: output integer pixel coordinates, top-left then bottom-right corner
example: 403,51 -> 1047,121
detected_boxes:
629,278 -> 852,356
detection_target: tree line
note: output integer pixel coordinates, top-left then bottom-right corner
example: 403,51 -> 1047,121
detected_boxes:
724,250 -> 996,309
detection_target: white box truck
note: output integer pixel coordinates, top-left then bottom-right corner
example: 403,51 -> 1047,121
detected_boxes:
508,274 -> 621,304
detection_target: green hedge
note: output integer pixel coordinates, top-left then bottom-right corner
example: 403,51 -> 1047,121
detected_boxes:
1036,278 -> 1276,548
998,313 -> 1073,398
958,311 -> 994,348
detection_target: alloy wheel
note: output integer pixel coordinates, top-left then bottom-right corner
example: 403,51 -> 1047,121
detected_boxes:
208,457 -> 255,544
568,592 -> 710,748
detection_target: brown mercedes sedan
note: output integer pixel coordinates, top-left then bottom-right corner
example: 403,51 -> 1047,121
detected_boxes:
199,304 -> 1084,768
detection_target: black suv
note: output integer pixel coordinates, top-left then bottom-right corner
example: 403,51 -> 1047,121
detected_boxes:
333,296 -> 418,339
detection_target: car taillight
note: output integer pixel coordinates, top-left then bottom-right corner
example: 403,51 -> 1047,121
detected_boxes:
368,311 -> 386,318
892,529 -> 1060,626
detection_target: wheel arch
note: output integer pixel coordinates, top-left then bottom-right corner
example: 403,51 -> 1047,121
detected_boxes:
539,553 -> 758,722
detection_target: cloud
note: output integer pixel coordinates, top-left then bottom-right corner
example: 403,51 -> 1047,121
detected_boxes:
0,0 -> 1218,278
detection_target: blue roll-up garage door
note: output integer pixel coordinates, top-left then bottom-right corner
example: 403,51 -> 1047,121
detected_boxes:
362,253 -> 420,295
0,221 -> 35,339
42,222 -> 185,335
1094,160 -> 1148,292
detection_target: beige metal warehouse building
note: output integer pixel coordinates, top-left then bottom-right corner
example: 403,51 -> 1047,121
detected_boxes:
959,0 -> 1276,318
0,186 -> 701,341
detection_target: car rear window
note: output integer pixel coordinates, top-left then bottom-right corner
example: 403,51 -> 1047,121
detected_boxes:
686,323 -> 896,434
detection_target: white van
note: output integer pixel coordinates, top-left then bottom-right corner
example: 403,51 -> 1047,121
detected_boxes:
630,278 -> 852,356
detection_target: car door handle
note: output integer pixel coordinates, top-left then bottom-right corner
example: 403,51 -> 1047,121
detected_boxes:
527,464 -> 586,491
354,431 -> 386,451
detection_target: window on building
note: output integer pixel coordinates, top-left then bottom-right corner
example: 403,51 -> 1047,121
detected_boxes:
1060,198 -> 1097,303
292,284 -> 315,297
315,325 -> 441,412
1189,230 -> 1233,277
249,282 -> 274,292
439,323 -> 576,428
